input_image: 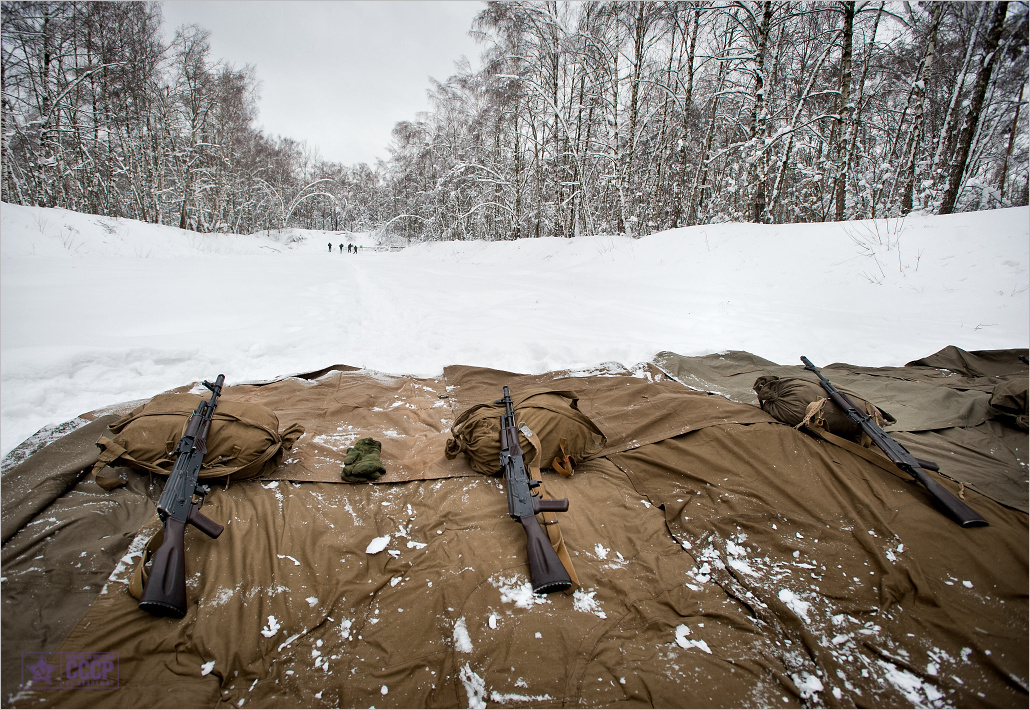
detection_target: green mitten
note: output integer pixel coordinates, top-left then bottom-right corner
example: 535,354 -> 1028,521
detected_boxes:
343,447 -> 362,466
341,437 -> 385,482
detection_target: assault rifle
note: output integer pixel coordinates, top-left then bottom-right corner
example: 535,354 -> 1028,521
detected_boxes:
801,357 -> 987,528
139,375 -> 226,617
497,386 -> 573,594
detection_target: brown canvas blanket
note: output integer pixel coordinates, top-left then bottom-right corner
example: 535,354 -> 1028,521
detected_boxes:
1,416 -> 120,545
890,422 -> 1029,513
2,356 -> 1027,708
443,363 -> 777,457
9,460 -> 831,709
224,367 -> 472,484
609,422 -> 1028,708
908,344 -> 1029,379
17,448 -> 1025,709
2,460 -> 160,706
655,347 -> 1029,512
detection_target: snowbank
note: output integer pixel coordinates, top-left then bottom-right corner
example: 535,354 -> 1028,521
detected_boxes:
1,201 -> 1027,458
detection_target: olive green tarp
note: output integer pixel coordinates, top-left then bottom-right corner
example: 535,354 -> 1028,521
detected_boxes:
653,346 -> 1029,513
2,349 -> 1027,708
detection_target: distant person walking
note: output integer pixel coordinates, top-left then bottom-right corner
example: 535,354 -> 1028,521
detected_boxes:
328,242 -> 332,253
339,243 -> 344,253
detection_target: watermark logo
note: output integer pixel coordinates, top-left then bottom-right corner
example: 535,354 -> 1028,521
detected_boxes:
21,652 -> 119,689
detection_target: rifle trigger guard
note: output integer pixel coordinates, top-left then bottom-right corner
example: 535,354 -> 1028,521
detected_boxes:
193,484 -> 210,506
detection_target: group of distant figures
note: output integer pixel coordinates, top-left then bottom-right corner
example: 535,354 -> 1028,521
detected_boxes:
329,242 -> 360,253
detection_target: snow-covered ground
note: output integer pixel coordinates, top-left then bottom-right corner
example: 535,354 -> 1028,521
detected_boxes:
1,201 -> 1027,459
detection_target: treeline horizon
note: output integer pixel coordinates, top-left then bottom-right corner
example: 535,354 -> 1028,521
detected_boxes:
2,1 -> 1028,242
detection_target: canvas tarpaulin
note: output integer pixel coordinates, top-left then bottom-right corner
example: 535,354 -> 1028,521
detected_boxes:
654,346 -> 1029,513
1,351 -> 1027,708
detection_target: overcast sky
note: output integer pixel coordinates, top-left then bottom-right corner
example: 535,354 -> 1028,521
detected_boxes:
160,0 -> 486,167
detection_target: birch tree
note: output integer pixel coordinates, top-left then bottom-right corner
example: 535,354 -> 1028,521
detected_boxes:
938,1 -> 1009,214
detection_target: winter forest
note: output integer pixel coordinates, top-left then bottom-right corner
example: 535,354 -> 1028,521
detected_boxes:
2,1 -> 1028,242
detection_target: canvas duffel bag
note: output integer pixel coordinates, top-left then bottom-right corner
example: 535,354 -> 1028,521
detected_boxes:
753,375 -> 894,442
91,392 -> 304,487
988,379 -> 1029,431
444,388 -> 604,476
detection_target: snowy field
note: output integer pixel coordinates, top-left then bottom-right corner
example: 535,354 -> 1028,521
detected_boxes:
1,201 -> 1027,459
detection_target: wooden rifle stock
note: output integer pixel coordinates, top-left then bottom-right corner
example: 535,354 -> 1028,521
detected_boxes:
138,517 -> 188,617
139,507 -> 223,617
519,513 -> 572,594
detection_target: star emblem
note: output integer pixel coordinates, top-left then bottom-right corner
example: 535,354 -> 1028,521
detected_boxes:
26,654 -> 57,686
